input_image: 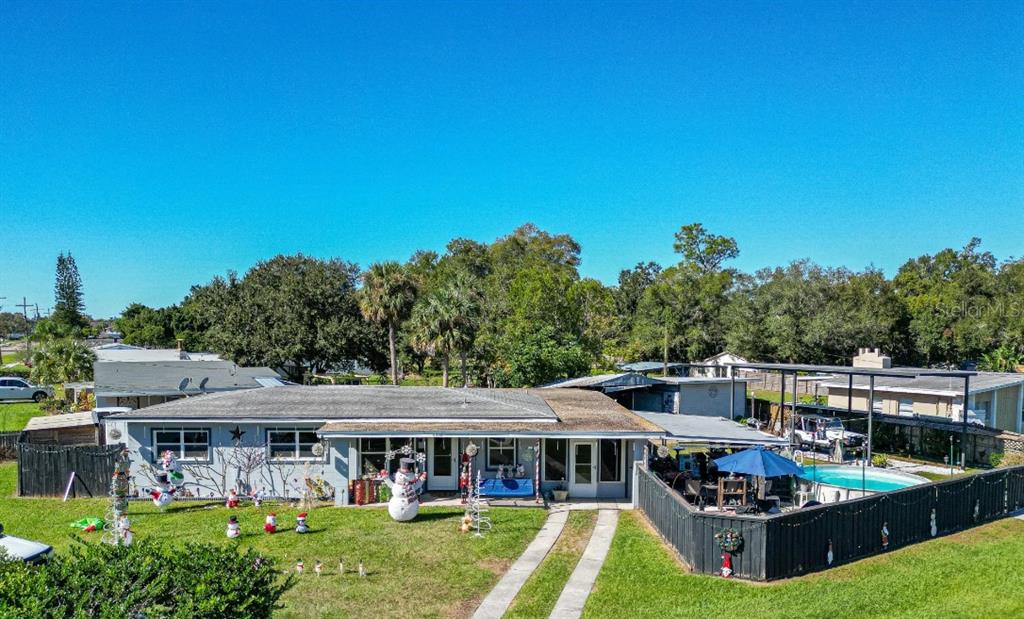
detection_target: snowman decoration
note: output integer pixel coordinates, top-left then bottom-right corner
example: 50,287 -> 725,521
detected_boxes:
929,509 -> 937,537
150,450 -> 183,508
226,515 -> 241,539
378,450 -> 427,522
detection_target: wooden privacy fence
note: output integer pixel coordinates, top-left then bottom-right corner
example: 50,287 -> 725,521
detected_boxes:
17,443 -> 122,498
0,432 -> 19,460
636,465 -> 1024,581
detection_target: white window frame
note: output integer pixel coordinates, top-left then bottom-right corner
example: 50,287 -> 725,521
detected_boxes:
898,398 -> 914,416
266,428 -> 323,462
152,428 -> 210,463
486,438 -> 517,469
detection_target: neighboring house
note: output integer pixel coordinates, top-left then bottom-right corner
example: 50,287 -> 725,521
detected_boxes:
616,361 -> 686,375
102,386 -> 664,504
690,352 -> 751,378
94,360 -> 284,409
544,373 -> 747,419
91,343 -> 223,362
822,349 -> 1024,432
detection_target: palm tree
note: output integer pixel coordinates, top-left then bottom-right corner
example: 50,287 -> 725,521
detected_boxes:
409,274 -> 482,388
359,262 -> 417,385
30,337 -> 96,385
979,345 -> 1023,373
409,291 -> 458,387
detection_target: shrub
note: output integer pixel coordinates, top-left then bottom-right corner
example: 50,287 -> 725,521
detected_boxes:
998,451 -> 1024,468
989,452 -> 1004,468
871,453 -> 889,468
0,539 -> 293,618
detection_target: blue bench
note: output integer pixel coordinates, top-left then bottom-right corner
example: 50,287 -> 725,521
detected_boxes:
479,477 -> 536,498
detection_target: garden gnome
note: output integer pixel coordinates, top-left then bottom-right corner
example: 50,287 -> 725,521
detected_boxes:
720,553 -> 733,578
378,458 -> 427,522
296,559 -> 304,574
226,515 -> 241,539
264,512 -> 277,534
225,488 -> 240,508
295,512 -> 309,534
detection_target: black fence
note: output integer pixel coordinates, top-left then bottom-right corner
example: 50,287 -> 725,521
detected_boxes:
17,443 -> 122,498
636,465 -> 1024,581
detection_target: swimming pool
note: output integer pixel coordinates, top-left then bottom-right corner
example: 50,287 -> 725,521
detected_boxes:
799,465 -> 928,503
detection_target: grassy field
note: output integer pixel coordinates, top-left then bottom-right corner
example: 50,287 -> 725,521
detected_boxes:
504,510 -> 597,618
0,462 -> 546,618
0,402 -> 44,432
583,511 -> 1024,619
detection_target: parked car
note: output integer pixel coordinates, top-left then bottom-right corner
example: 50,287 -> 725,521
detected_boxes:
0,377 -> 52,402
788,414 -> 865,453
0,523 -> 53,563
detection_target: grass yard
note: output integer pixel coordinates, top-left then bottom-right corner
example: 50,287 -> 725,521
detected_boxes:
504,510 -> 597,618
583,511 -> 1024,619
0,402 -> 44,432
0,462 -> 546,618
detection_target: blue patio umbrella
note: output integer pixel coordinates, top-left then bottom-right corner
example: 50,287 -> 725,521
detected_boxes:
713,447 -> 805,478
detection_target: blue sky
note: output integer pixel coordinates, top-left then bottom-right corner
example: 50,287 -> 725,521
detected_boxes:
1,1 -> 1021,318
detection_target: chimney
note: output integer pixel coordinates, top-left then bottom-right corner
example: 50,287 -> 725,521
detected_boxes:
853,347 -> 891,369
177,338 -> 186,360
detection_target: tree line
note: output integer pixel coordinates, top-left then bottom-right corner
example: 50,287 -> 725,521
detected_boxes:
99,224 -> 1023,386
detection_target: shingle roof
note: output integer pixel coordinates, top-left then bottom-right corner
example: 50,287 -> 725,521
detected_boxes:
94,361 -> 281,397
105,385 -> 560,421
821,372 -> 1024,396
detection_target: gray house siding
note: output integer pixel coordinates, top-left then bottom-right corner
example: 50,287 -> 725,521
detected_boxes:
104,419 -> 348,504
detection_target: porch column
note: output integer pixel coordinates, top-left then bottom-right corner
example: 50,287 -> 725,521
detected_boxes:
962,376 -> 970,467
729,365 -> 736,420
1017,384 -> 1023,434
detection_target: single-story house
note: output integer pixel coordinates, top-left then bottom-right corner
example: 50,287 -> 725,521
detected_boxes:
94,360 -> 285,410
91,343 -> 223,362
545,373 -> 747,419
823,372 -> 1024,432
102,386 -> 666,505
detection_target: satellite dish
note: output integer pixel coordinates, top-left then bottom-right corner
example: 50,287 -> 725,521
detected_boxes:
177,378 -> 192,394
198,377 -> 210,393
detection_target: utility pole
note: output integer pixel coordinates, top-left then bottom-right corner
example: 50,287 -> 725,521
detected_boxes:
16,297 -> 31,319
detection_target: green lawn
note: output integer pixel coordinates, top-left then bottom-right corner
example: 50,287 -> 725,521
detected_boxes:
0,462 -> 546,618
584,511 -> 1024,618
504,510 -> 597,618
0,402 -> 44,432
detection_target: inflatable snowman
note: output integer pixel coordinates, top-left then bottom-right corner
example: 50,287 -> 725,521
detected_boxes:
378,458 -> 427,522
150,487 -> 173,509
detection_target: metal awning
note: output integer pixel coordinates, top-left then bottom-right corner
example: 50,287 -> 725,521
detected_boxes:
635,412 -> 788,447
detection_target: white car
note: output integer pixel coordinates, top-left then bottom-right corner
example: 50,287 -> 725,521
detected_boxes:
0,377 -> 52,402
0,523 -> 53,563
788,415 -> 865,453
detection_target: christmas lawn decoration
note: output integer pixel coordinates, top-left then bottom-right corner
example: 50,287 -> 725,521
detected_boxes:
296,559 -> 304,574
264,513 -> 277,534
377,445 -> 428,522
720,552 -> 733,578
227,515 -> 241,539
150,450 -> 183,509
714,528 -> 743,553
930,508 -> 938,537
827,539 -> 834,566
226,488 -> 240,508
70,517 -> 104,532
314,560 -> 323,577
295,512 -> 309,534
103,448 -> 133,546
881,522 -> 890,549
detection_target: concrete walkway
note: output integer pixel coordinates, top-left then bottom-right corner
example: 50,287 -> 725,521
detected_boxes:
548,509 -> 619,619
471,509 -> 569,619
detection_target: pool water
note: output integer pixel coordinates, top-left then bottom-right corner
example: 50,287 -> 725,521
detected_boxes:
800,465 -> 927,492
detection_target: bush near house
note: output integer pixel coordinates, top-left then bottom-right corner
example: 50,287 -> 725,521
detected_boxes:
0,539 -> 292,618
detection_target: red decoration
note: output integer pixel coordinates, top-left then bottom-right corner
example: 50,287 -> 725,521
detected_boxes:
720,553 -> 733,578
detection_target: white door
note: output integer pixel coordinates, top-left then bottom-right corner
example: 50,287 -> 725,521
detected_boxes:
428,437 -> 458,491
569,441 -> 598,498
